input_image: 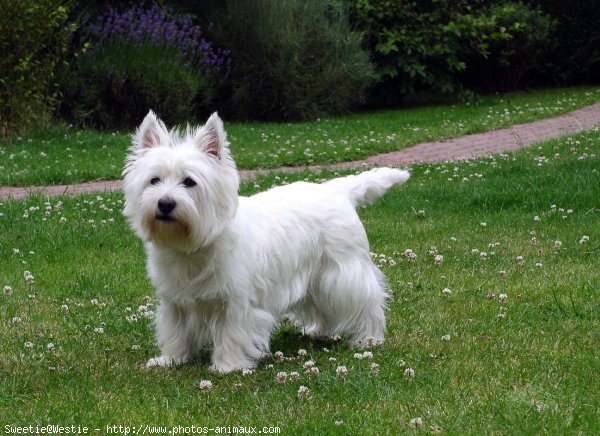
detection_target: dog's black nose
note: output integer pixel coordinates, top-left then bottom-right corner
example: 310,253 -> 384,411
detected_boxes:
158,197 -> 176,215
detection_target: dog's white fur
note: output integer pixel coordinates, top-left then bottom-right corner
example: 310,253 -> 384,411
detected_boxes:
123,111 -> 409,372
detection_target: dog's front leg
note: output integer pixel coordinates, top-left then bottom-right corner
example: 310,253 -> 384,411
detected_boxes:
209,303 -> 275,373
146,300 -> 194,368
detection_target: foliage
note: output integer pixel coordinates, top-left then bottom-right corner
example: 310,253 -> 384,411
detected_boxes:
464,2 -> 556,92
59,3 -> 229,129
348,0 -> 490,105
348,0 -> 558,102
210,0 -> 374,121
529,0 -> 600,85
0,0 -> 76,136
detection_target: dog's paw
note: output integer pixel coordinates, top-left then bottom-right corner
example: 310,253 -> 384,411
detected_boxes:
209,360 -> 255,374
146,355 -> 176,368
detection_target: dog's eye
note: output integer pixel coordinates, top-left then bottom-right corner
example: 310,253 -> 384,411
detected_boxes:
182,177 -> 197,188
150,177 -> 161,185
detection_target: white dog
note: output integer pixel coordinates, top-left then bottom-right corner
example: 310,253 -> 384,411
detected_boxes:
123,111 -> 409,372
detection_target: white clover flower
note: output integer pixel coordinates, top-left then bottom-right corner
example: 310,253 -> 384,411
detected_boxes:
297,348 -> 307,356
90,298 -> 99,306
441,334 -> 451,341
534,215 -> 541,222
499,270 -> 507,277
24,271 -> 34,285
535,262 -> 543,268
370,363 -> 380,374
305,366 -> 320,375
303,360 -> 315,369
131,345 -> 141,350
362,351 -> 373,360
328,357 -> 337,363
516,255 -> 525,266
46,343 -> 55,353
197,380 -> 213,392
388,259 -> 396,267
3,285 -> 12,296
410,417 -> 423,428
274,351 -> 284,362
24,341 -> 34,349
289,371 -> 300,381
353,353 -> 364,360
434,254 -> 444,265
334,420 -> 343,426
418,209 -> 426,218
498,293 -> 508,302
480,222 -> 487,227
241,368 -> 253,376
480,252 -> 488,260
94,327 -> 104,334
554,240 -> 562,248
12,316 -> 22,324
60,304 -> 69,313
335,366 -> 348,377
471,248 -> 480,254
297,385 -> 310,398
579,235 -> 589,244
441,287 -> 452,297
404,368 -> 415,379
276,371 -> 288,383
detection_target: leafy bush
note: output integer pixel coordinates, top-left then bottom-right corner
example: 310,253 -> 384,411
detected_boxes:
0,0 -> 76,136
348,0 -> 492,105
463,2 -> 556,92
529,0 -> 600,85
59,3 -> 230,129
210,0 -> 373,121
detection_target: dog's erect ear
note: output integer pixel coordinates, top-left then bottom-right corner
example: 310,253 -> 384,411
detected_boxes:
134,110 -> 169,149
196,112 -> 227,158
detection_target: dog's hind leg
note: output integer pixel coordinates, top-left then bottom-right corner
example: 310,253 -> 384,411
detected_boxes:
311,250 -> 387,348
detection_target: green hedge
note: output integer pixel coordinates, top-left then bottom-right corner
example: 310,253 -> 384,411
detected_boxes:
0,0 -> 75,136
210,0 -> 374,121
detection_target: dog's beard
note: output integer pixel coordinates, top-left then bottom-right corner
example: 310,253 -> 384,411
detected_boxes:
137,195 -> 202,253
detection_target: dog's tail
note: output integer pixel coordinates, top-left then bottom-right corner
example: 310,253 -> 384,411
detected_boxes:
326,167 -> 410,207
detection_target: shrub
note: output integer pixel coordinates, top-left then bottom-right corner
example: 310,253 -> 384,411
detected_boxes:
529,0 -> 600,85
463,2 -> 556,92
59,3 -> 230,129
210,0 -> 373,121
347,0 -> 490,105
0,0 -> 76,136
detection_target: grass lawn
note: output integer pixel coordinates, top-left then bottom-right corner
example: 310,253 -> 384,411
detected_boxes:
1,86 -> 600,186
1,125 -> 598,433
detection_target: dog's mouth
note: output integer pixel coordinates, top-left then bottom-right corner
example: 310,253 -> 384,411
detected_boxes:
156,214 -> 177,223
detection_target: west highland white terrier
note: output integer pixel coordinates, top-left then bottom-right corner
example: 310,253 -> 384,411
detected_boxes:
123,111 -> 410,373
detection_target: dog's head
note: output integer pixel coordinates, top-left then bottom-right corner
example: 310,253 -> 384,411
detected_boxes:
123,111 -> 239,252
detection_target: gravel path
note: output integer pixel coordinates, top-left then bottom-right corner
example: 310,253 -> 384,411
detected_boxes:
2,101 -> 600,200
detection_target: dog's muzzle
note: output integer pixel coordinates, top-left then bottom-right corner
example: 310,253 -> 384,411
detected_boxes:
156,196 -> 177,222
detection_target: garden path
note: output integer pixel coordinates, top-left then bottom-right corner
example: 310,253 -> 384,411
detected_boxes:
2,101 -> 600,200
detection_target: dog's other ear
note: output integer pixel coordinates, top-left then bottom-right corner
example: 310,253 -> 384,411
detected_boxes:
197,112 -> 228,158
134,110 -> 169,149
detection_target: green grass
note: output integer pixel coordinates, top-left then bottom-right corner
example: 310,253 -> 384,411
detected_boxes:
1,86 -> 600,186
1,127 -> 598,433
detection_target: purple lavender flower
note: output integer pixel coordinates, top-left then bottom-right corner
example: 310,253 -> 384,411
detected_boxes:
85,3 -> 230,77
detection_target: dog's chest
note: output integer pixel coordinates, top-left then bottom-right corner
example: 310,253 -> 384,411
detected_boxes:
148,251 -> 224,305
